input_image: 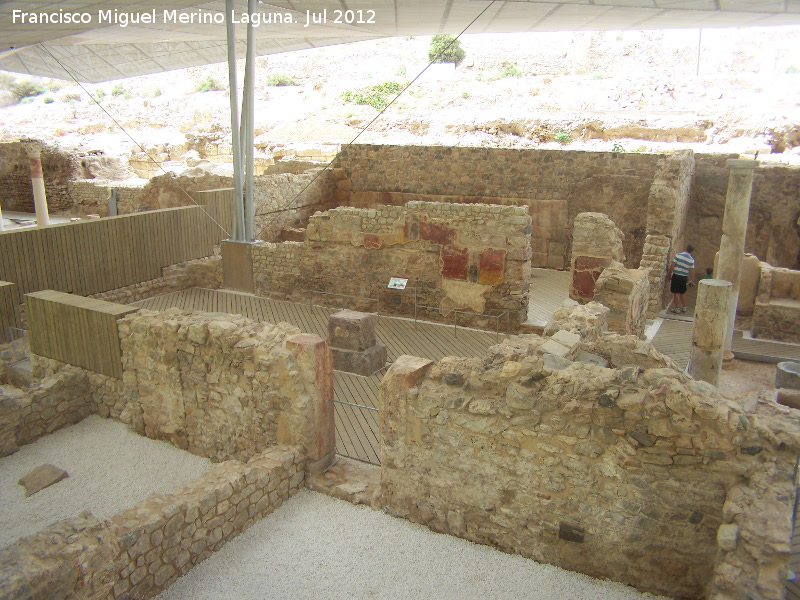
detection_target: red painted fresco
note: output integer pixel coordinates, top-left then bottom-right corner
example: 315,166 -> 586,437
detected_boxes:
573,256 -> 608,272
572,270 -> 600,299
478,248 -> 507,285
441,246 -> 469,280
419,220 -> 456,246
363,234 -> 381,249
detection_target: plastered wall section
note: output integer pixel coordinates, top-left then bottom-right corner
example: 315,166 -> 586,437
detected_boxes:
251,201 -> 532,330
333,144 -> 660,268
378,305 -> 800,600
0,445 -> 305,600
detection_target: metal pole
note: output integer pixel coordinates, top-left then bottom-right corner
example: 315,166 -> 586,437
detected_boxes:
507,311 -> 510,336
414,287 -> 417,329
225,0 -> 245,241
243,0 -> 257,242
454,310 -> 457,337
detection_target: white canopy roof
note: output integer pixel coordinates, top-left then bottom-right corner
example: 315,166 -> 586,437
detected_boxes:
2,0 -> 799,82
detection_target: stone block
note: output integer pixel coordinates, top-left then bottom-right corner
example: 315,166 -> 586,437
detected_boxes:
18,463 -> 68,497
776,362 -> 800,390
551,329 -> 581,349
331,344 -> 387,376
539,339 -> 571,358
327,310 -> 377,351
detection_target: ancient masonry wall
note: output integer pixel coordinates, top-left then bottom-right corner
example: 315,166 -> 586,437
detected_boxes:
333,144 -> 661,269
0,446 -> 305,600
688,155 -> 800,272
252,201 -> 532,330
0,143 -> 77,212
89,256 -> 222,306
378,303 -> 800,600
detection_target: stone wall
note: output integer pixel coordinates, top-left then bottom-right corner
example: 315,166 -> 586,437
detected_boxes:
751,264 -> 800,343
378,304 -> 800,599
333,145 -> 660,268
109,445 -> 305,600
89,256 -> 222,306
342,188 -> 567,270
252,201 -> 532,330
688,155 -> 800,272
593,261 -> 650,338
640,150 -> 695,316
0,142 -> 77,213
0,445 -> 305,600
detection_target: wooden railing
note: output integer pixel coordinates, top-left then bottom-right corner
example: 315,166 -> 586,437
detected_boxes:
0,189 -> 234,298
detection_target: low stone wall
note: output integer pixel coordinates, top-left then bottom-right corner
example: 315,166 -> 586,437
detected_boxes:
341,187 -> 567,270
593,261 -> 650,338
0,365 -> 93,457
378,303 -> 800,599
110,445 -> 305,600
252,201 -> 532,331
89,256 -> 222,305
752,264 -> 800,343
0,445 -> 305,600
569,212 -> 625,302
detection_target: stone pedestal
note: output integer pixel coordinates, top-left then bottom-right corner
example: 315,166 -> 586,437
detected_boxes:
221,239 -> 260,293
716,159 -> 758,359
328,310 -> 387,376
593,261 -> 650,339
690,279 -> 731,386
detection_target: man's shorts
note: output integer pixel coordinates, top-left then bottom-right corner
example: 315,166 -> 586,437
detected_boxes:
670,274 -> 688,294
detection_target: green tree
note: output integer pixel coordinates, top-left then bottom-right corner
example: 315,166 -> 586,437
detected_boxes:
428,34 -> 466,66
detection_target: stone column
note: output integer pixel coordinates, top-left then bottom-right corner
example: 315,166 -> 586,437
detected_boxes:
22,142 -> 50,227
690,279 -> 731,386
716,159 -> 758,359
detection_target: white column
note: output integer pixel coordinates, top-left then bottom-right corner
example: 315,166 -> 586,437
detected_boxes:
690,279 -> 731,386
22,142 -> 50,227
716,158 -> 758,360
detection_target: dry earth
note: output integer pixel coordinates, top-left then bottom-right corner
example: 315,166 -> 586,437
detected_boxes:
0,28 -> 799,164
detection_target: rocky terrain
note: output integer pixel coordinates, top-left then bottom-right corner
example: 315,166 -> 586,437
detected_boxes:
0,27 -> 799,170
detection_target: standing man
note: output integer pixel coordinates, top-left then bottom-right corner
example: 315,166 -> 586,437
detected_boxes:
667,244 -> 696,314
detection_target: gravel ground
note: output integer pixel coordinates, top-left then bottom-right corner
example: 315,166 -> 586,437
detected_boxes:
156,489 -> 671,600
0,415 -> 214,549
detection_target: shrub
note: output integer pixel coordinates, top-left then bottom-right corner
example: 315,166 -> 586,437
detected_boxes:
462,91 -> 469,98
111,84 -> 126,96
612,142 -> 626,153
0,72 -> 14,90
60,92 -> 81,103
43,96 -> 54,104
341,81 -> 405,110
46,80 -> 65,92
196,76 -> 224,92
554,131 -> 571,143
10,80 -> 46,102
500,63 -> 522,78
93,88 -> 105,102
266,73 -> 297,86
152,87 -> 162,97
428,34 -> 466,66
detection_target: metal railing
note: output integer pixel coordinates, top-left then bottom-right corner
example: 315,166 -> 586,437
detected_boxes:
309,284 -> 513,342
330,396 -> 380,466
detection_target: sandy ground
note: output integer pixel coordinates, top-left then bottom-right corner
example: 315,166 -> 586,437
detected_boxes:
0,415 -> 214,549
156,489 -> 671,600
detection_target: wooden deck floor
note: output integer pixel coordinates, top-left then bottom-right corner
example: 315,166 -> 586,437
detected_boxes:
134,288 -> 504,465
527,268 -> 571,326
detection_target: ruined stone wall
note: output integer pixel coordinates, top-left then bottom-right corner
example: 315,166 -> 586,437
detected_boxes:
688,155 -> 800,272
640,150 -> 696,317
0,365 -> 93,457
0,445 -> 305,600
252,201 -> 532,330
752,265 -> 800,343
333,145 -> 660,268
116,310 -> 328,463
89,256 -> 222,305
109,446 -> 305,600
0,142 -> 77,213
62,181 -> 146,218
379,304 -> 800,599
569,212 -> 625,302
343,188 -> 567,270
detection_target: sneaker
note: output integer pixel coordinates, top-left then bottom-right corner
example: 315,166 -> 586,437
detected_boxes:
671,308 -> 681,314
681,307 -> 688,313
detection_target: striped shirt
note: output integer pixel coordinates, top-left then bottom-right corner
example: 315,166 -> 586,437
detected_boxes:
672,252 -> 694,276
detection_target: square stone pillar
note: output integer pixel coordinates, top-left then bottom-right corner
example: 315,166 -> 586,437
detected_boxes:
328,310 -> 387,376
221,239 -> 260,293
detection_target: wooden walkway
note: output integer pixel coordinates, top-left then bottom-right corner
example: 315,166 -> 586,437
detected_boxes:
650,318 -> 800,369
526,268 -> 571,326
134,288 -> 504,465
